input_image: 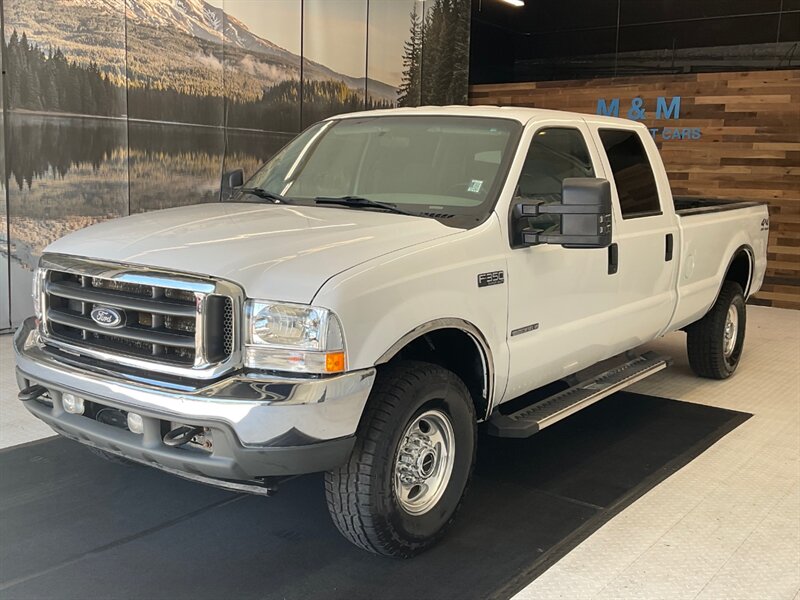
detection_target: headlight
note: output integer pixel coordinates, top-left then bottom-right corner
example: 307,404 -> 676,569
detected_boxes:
244,300 -> 346,374
32,267 -> 44,321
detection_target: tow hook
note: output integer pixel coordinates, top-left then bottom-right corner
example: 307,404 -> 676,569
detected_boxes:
18,384 -> 47,402
163,425 -> 204,447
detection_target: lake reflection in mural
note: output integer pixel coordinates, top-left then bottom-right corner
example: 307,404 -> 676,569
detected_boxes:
1,0 -> 471,325
1,113 -> 291,322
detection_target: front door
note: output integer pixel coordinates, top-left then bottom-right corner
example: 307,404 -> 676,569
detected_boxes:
503,119 -> 625,400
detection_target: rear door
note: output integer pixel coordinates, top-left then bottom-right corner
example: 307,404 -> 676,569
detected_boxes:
588,123 -> 680,343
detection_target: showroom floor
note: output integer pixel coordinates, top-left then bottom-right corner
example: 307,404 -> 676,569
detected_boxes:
516,306 -> 800,600
0,306 -> 798,599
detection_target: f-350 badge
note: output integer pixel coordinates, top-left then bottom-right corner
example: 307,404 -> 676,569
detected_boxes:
477,271 -> 504,288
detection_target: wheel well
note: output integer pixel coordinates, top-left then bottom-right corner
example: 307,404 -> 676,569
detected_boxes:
387,328 -> 489,420
725,249 -> 752,296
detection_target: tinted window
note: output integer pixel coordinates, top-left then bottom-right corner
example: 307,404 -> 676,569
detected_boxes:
515,127 -> 594,234
599,129 -> 661,218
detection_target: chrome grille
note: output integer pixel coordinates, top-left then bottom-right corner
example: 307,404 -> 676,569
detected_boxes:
91,278 -> 152,296
46,271 -> 198,365
39,255 -> 241,379
222,298 -> 234,356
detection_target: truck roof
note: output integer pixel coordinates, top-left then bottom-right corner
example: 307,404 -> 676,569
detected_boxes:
331,104 -> 646,129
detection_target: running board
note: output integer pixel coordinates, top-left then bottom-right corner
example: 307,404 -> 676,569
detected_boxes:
488,351 -> 671,438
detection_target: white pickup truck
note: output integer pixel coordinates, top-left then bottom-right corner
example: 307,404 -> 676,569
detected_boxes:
15,106 -> 768,557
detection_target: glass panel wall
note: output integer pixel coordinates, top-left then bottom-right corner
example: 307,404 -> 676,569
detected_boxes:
126,0 -> 225,213
0,27 -> 9,329
471,0 -> 800,84
421,0 -> 471,105
368,0 -> 417,108
0,0 -> 471,325
222,0 -> 302,182
302,0 -> 368,128
2,0 -> 129,325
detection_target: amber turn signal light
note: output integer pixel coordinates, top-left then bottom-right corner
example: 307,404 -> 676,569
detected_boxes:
325,351 -> 346,373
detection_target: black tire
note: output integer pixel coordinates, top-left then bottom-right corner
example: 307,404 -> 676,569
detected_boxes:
687,281 -> 746,379
86,445 -> 138,467
325,360 -> 477,558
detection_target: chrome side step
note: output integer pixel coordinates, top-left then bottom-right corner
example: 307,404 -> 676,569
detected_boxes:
488,351 -> 671,438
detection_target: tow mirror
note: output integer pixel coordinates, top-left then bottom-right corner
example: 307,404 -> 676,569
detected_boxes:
513,177 -> 613,249
221,168 -> 244,199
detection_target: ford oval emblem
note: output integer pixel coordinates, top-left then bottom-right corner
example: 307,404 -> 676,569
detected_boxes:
90,306 -> 125,329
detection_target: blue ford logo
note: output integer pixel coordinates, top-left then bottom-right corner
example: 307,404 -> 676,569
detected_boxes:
90,306 -> 125,328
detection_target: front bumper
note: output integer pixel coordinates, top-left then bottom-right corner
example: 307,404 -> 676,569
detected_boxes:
14,317 -> 375,490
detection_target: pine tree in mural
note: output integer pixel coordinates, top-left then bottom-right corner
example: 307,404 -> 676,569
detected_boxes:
397,5 -> 423,108
421,0 -> 446,101
398,0 -> 470,108
3,30 -> 123,116
447,0 -> 470,104
3,29 -> 394,128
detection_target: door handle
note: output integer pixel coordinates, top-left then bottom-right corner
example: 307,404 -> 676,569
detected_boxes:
608,243 -> 619,275
665,233 -> 674,261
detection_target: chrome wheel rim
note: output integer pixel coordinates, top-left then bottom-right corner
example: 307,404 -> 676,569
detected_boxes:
723,305 -> 739,358
393,409 -> 456,516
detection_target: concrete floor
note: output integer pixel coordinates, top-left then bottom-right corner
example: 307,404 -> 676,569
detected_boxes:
1,305 -> 798,599
0,334 -> 53,448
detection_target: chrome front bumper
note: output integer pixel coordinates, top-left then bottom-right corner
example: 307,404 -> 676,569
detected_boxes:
14,317 -> 375,484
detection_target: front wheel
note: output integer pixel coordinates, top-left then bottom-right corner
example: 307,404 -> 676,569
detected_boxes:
687,280 -> 746,379
325,360 -> 476,557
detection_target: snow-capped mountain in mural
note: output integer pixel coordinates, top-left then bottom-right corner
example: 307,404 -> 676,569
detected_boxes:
125,0 -> 295,58
4,0 -> 398,102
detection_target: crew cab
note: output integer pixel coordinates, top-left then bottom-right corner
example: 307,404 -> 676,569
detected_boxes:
14,106 -> 768,557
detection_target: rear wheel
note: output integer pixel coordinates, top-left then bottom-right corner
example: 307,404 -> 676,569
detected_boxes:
687,281 -> 746,379
325,360 -> 476,557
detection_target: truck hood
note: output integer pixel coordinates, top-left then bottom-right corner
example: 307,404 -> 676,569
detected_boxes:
46,202 -> 461,303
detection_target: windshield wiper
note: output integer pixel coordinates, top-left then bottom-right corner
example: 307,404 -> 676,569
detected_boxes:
315,196 -> 414,216
240,187 -> 294,204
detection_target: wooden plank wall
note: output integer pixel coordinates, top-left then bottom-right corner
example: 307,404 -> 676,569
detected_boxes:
470,70 -> 800,309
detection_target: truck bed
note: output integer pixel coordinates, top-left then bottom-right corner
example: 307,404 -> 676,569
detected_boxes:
667,198 -> 769,332
673,196 -> 765,216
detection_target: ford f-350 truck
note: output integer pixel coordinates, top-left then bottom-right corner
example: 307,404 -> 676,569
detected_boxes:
15,106 -> 768,557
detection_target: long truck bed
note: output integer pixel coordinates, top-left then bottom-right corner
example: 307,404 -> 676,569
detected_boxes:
668,197 -> 769,331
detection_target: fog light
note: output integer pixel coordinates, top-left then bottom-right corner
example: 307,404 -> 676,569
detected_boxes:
127,412 -> 144,435
62,393 -> 84,415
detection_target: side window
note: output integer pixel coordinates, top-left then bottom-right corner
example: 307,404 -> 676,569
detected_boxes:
514,127 -> 595,234
598,129 -> 661,218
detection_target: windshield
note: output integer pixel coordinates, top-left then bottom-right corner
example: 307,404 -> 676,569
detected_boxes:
236,115 -> 522,228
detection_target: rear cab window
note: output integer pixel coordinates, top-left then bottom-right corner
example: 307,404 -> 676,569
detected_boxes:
598,129 -> 662,219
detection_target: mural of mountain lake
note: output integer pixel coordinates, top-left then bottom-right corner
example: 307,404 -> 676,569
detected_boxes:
2,112 -> 295,321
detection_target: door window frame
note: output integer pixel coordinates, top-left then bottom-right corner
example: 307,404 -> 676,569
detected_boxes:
595,126 -> 664,220
506,121 -> 607,249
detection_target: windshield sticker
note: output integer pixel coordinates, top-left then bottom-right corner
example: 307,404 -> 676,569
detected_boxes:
468,179 -> 483,193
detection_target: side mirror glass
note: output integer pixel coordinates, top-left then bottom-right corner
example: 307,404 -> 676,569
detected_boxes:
513,177 -> 613,249
221,168 -> 244,199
